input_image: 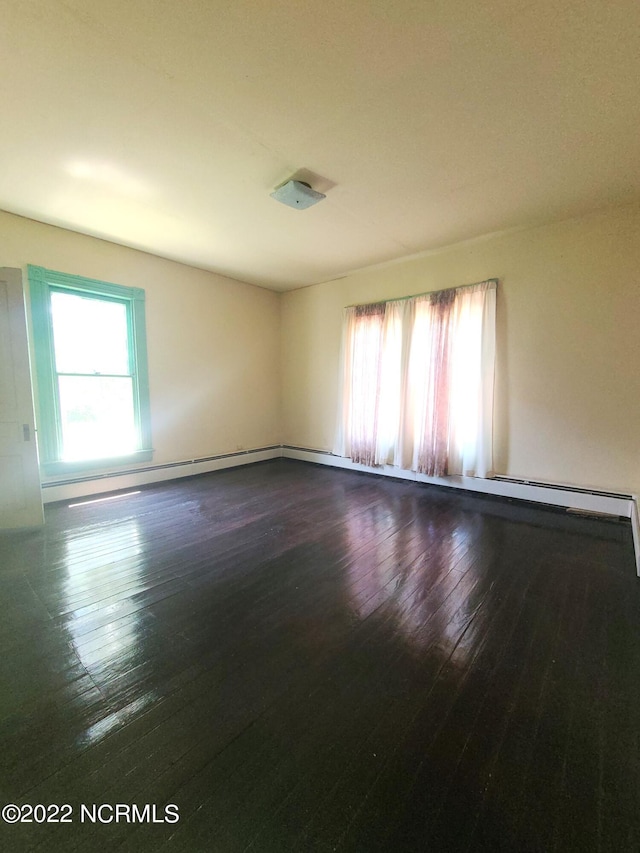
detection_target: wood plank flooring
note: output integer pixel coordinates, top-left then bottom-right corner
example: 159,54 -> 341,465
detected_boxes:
0,458 -> 638,852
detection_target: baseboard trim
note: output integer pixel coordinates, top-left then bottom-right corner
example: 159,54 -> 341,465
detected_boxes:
42,446 -> 283,504
282,446 -> 640,577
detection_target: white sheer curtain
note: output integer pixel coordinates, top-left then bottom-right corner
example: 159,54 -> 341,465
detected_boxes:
448,282 -> 496,477
335,280 -> 496,478
335,303 -> 385,466
375,298 -> 410,466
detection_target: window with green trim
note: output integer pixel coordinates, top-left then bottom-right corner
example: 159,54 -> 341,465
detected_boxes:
28,266 -> 153,475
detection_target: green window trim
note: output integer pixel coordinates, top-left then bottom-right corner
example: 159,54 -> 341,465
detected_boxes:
28,265 -> 153,476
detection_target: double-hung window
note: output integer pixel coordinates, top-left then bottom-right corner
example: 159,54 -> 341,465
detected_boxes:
29,266 -> 152,475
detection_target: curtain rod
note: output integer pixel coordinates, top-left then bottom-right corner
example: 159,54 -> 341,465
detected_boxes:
345,277 -> 498,308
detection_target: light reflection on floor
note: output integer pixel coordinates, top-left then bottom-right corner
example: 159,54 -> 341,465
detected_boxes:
60,518 -> 159,744
346,505 -> 481,662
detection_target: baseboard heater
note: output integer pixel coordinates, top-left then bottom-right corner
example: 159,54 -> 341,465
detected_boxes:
493,475 -> 632,502
41,446 -> 283,504
492,476 -> 633,521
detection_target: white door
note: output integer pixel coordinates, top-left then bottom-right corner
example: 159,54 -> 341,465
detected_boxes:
0,267 -> 43,528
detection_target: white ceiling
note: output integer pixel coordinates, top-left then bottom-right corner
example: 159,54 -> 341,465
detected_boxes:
2,0 -> 640,291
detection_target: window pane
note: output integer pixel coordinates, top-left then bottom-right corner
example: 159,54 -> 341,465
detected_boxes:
51,291 -> 130,375
58,375 -> 137,461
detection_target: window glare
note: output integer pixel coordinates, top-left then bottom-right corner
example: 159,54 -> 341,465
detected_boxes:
58,375 -> 136,461
51,291 -> 130,376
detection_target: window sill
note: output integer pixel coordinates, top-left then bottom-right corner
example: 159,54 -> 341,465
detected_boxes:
41,449 -> 154,477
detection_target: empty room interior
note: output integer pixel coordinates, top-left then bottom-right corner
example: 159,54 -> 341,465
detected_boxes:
2,1 -> 640,850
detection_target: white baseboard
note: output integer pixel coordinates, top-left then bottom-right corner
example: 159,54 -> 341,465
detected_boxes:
282,446 -> 640,577
42,446 -> 283,504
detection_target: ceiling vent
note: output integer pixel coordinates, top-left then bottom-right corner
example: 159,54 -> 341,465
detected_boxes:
270,179 -> 326,210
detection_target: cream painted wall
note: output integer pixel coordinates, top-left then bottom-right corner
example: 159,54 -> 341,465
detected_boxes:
281,204 -> 640,498
4,203 -> 639,500
1,211 -> 281,480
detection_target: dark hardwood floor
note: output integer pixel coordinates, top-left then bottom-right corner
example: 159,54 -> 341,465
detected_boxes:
1,458 -> 639,852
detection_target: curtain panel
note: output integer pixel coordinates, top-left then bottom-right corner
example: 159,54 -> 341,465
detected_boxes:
334,280 -> 496,478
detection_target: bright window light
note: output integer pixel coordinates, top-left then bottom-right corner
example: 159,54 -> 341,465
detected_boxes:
51,291 -> 136,462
